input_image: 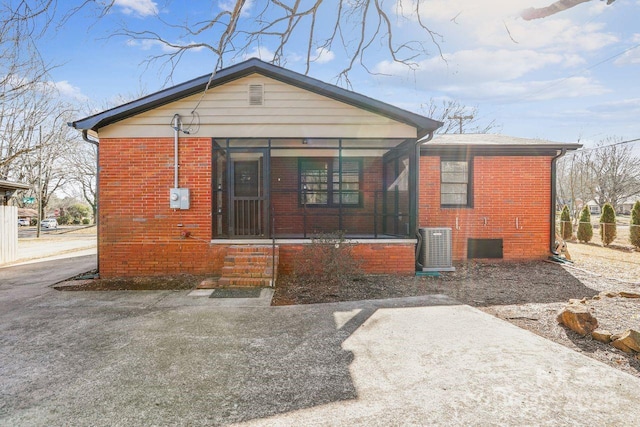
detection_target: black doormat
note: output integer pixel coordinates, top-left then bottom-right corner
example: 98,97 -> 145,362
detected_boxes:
209,288 -> 262,298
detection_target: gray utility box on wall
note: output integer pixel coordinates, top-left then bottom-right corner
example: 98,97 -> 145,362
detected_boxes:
170,188 -> 190,209
419,227 -> 455,272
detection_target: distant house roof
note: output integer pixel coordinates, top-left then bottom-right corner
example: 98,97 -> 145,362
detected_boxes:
421,133 -> 582,155
69,58 -> 443,139
0,180 -> 30,205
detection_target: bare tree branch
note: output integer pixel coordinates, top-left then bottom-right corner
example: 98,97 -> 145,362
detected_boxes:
521,0 -> 615,21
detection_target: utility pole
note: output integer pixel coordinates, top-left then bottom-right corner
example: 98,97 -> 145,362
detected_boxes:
37,126 -> 42,238
448,115 -> 473,134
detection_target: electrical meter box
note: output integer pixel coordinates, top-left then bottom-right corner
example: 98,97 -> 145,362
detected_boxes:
169,188 -> 190,209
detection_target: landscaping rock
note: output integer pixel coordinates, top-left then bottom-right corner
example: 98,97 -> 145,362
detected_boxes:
612,339 -> 635,354
591,329 -> 612,344
619,291 -> 640,299
557,304 -> 599,336
611,329 -> 640,353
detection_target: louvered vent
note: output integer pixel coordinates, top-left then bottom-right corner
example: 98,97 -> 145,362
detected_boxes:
248,84 -> 264,106
419,227 -> 455,272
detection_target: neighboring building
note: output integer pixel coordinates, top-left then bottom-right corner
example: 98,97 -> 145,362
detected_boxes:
69,59 -> 580,280
0,180 -> 30,265
586,200 -> 601,215
617,197 -> 637,216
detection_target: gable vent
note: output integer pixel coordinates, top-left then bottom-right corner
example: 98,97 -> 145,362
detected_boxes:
248,84 -> 264,106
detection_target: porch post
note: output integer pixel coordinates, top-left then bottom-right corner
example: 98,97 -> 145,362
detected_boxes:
409,138 -> 418,237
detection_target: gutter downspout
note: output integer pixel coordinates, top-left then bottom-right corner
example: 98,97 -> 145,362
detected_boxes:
415,131 -> 434,269
82,130 -> 100,273
550,148 -> 567,255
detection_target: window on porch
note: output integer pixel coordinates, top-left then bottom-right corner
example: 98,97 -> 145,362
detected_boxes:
299,158 -> 362,207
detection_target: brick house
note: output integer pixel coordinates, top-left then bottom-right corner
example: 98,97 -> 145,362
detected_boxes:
70,59 -> 580,281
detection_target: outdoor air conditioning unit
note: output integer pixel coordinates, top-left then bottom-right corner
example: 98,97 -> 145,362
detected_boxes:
419,227 -> 455,272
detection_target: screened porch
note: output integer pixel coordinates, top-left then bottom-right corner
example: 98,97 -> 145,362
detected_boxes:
211,137 -> 418,240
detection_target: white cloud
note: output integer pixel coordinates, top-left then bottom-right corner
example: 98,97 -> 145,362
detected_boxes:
114,0 -> 158,17
587,1 -> 609,15
614,34 -> 640,65
454,76 -> 608,101
52,80 -> 89,102
479,19 -> 618,53
242,46 -> 275,62
375,48 -> 565,86
312,47 -> 335,64
587,97 -> 640,114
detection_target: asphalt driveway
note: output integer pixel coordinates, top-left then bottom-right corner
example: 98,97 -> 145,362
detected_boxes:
1,255 -> 640,426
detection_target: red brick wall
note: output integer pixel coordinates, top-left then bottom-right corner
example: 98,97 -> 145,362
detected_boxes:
98,137 -> 220,277
98,139 -> 413,277
278,242 -> 415,275
419,155 -> 552,261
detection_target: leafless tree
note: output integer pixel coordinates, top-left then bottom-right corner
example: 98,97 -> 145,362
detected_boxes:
557,137 -> 640,218
420,99 -> 501,135
557,150 -> 596,220
3,1 -> 615,90
65,137 -> 97,221
589,139 -> 640,212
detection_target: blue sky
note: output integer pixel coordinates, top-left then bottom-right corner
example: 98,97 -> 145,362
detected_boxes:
39,0 -> 640,148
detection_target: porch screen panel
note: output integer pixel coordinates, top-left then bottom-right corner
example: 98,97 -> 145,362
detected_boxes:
332,159 -> 360,205
300,159 -> 328,205
383,154 -> 410,236
213,149 -> 228,238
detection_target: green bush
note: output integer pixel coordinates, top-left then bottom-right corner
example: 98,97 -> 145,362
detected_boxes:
82,218 -> 90,225
560,205 -> 573,240
57,214 -> 71,225
576,205 -> 593,243
599,202 -> 617,246
630,200 -> 640,249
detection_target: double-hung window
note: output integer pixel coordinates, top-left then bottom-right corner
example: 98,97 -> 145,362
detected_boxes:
300,158 -> 362,206
441,158 -> 472,207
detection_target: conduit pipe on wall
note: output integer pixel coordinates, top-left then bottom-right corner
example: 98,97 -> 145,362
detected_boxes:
173,114 -> 181,188
550,148 -> 567,255
415,131 -> 434,270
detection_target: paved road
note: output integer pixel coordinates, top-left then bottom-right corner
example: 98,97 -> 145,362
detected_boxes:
1,256 -> 640,426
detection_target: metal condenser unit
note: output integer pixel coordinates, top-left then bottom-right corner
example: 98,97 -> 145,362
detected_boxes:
419,227 -> 455,272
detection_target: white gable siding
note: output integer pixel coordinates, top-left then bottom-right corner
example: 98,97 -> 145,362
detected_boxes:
99,74 -> 417,139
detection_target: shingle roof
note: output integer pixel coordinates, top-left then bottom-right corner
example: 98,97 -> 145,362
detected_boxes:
423,133 -> 581,149
69,58 -> 442,138
421,133 -> 582,155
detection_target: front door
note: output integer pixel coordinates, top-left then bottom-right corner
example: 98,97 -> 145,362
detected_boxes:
229,151 -> 268,237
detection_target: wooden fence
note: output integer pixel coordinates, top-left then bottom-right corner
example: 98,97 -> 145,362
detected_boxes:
0,206 -> 18,265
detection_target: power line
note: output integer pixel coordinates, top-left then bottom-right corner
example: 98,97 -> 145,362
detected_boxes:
523,42 -> 640,101
566,137 -> 640,154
